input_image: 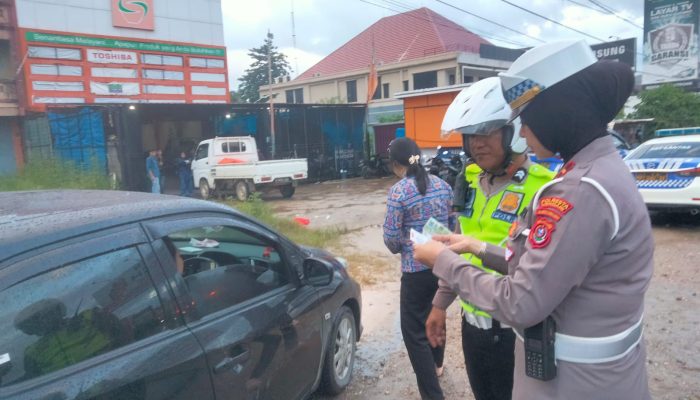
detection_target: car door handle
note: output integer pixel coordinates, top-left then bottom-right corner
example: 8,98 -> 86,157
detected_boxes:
213,346 -> 250,374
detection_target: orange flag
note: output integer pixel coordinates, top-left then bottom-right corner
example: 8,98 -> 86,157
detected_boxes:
366,61 -> 378,103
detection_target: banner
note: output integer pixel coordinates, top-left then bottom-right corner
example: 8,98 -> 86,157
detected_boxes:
87,49 -> 138,64
643,0 -> 699,86
591,38 -> 636,67
90,81 -> 140,95
25,31 -> 226,57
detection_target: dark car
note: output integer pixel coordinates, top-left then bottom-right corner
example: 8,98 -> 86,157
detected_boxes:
0,190 -> 361,400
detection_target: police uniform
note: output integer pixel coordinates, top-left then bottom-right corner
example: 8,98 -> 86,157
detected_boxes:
433,160 -> 553,400
433,134 -> 653,400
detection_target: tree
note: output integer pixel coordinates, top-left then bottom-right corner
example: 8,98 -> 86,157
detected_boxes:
229,90 -> 243,103
629,84 -> 700,130
237,32 -> 291,103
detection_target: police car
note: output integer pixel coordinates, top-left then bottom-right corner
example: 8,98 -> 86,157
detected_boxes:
624,134 -> 700,214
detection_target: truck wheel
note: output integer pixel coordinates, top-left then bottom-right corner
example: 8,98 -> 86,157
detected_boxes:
199,179 -> 211,200
280,185 -> 295,198
235,181 -> 250,201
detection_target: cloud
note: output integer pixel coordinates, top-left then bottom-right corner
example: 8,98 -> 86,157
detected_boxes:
221,0 -> 647,88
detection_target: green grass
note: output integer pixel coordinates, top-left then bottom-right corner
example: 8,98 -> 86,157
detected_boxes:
0,158 -> 112,192
226,194 -> 347,249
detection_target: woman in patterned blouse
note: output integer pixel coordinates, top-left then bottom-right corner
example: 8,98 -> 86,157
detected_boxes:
383,137 -> 454,400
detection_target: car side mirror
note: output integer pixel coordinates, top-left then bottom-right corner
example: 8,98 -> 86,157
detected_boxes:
303,258 -> 334,287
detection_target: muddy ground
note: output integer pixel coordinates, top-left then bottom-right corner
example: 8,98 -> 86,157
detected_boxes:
261,177 -> 700,400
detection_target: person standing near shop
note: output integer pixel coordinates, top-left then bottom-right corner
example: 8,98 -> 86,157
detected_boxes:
414,40 -> 653,399
176,151 -> 193,197
383,137 -> 454,400
427,77 -> 554,400
146,149 -> 160,194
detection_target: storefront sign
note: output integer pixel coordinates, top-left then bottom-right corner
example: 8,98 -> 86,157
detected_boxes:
112,0 -> 154,31
591,38 -> 636,67
643,0 -> 699,86
25,31 -> 226,57
87,49 -> 138,64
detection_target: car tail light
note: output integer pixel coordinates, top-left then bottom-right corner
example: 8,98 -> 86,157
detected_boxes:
260,176 -> 272,182
677,167 -> 700,177
293,173 -> 305,179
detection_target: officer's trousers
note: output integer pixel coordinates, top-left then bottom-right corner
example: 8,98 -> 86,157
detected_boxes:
462,317 -> 515,400
400,270 -> 445,400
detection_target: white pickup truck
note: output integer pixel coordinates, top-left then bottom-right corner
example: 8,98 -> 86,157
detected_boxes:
192,137 -> 308,201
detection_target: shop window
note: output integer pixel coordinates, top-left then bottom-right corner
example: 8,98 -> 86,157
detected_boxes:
190,58 -> 225,68
32,81 -> 84,92
463,75 -> 474,84
191,72 -> 225,82
91,67 -> 137,79
144,85 -> 185,95
143,69 -> 184,81
403,80 -> 409,91
28,46 -> 81,61
141,54 -> 183,66
449,74 -> 456,85
30,64 -> 82,77
382,83 -> 390,98
413,71 -> 438,90
285,88 -> 303,103
346,80 -> 357,103
192,86 -> 227,96
0,248 -> 167,386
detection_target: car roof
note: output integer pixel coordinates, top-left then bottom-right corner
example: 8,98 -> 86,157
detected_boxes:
0,190 -> 239,264
642,134 -> 700,145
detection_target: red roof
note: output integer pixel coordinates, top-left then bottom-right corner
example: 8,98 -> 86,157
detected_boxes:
296,7 -> 489,81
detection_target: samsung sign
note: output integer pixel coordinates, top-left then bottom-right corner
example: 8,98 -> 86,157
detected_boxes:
590,38 -> 636,68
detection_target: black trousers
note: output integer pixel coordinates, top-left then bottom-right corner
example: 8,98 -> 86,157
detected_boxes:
400,270 -> 445,400
461,316 -> 515,400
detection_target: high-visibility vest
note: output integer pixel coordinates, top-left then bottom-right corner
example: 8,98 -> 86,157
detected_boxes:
458,162 -> 554,327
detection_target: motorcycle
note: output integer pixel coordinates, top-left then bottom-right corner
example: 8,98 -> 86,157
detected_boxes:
427,152 -> 465,188
360,154 -> 391,178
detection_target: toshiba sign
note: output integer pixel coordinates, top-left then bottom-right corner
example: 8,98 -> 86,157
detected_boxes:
87,49 -> 138,64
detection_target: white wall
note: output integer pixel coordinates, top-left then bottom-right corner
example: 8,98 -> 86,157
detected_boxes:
16,0 -> 224,46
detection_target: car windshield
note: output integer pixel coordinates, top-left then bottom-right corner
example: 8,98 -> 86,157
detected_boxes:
626,142 -> 700,159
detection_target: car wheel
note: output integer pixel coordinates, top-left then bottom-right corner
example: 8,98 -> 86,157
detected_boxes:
321,306 -> 356,394
279,185 -> 295,198
235,181 -> 249,201
200,179 -> 211,200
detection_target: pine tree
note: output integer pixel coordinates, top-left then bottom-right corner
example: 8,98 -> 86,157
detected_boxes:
237,32 -> 291,103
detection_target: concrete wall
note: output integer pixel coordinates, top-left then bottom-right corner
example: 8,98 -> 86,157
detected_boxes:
16,0 -> 224,45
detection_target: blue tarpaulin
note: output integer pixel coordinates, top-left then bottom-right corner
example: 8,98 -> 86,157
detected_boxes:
48,108 -> 106,170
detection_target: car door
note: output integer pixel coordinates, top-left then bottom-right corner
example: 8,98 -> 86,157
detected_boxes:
192,142 -> 210,187
146,214 -> 324,399
0,225 -> 214,400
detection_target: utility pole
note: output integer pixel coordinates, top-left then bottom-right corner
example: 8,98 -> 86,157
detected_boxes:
267,30 -> 275,158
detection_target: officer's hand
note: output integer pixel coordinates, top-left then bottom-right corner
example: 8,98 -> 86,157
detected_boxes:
426,307 -> 447,348
432,234 -> 483,255
413,240 -> 447,268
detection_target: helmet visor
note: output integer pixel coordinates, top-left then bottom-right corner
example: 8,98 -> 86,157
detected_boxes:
455,119 -> 509,136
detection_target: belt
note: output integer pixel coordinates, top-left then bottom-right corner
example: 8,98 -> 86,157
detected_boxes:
514,316 -> 644,364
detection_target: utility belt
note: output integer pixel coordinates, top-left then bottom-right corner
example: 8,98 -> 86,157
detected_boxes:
514,316 -> 644,364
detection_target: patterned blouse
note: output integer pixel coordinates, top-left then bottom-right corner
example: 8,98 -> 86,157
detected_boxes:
383,174 -> 455,273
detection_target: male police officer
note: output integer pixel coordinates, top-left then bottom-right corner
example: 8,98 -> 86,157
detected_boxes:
427,77 -> 553,400
415,40 -> 652,400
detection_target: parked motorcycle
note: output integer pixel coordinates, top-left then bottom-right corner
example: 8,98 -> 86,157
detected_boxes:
360,154 -> 391,178
427,152 -> 465,188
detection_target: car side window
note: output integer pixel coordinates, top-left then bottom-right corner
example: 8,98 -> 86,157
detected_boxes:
195,144 -> 208,160
0,247 -> 167,387
163,225 -> 290,319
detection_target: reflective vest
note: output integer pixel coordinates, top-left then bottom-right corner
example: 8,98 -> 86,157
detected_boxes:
458,162 -> 554,328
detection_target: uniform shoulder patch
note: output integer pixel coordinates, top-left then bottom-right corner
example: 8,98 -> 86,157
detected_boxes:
538,196 -> 573,215
528,218 -> 556,249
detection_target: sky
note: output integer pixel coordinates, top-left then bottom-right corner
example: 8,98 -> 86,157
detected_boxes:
222,0 -> 645,90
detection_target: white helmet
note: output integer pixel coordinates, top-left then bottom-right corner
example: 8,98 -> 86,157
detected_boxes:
441,77 -> 527,154
500,39 -> 597,118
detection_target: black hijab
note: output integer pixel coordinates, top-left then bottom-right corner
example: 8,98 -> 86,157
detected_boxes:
519,60 -> 635,161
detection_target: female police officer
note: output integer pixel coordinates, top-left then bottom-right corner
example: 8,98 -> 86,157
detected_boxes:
414,40 -> 653,399
427,77 -> 553,400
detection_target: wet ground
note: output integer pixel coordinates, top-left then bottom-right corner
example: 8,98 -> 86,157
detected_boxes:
260,178 -> 700,400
